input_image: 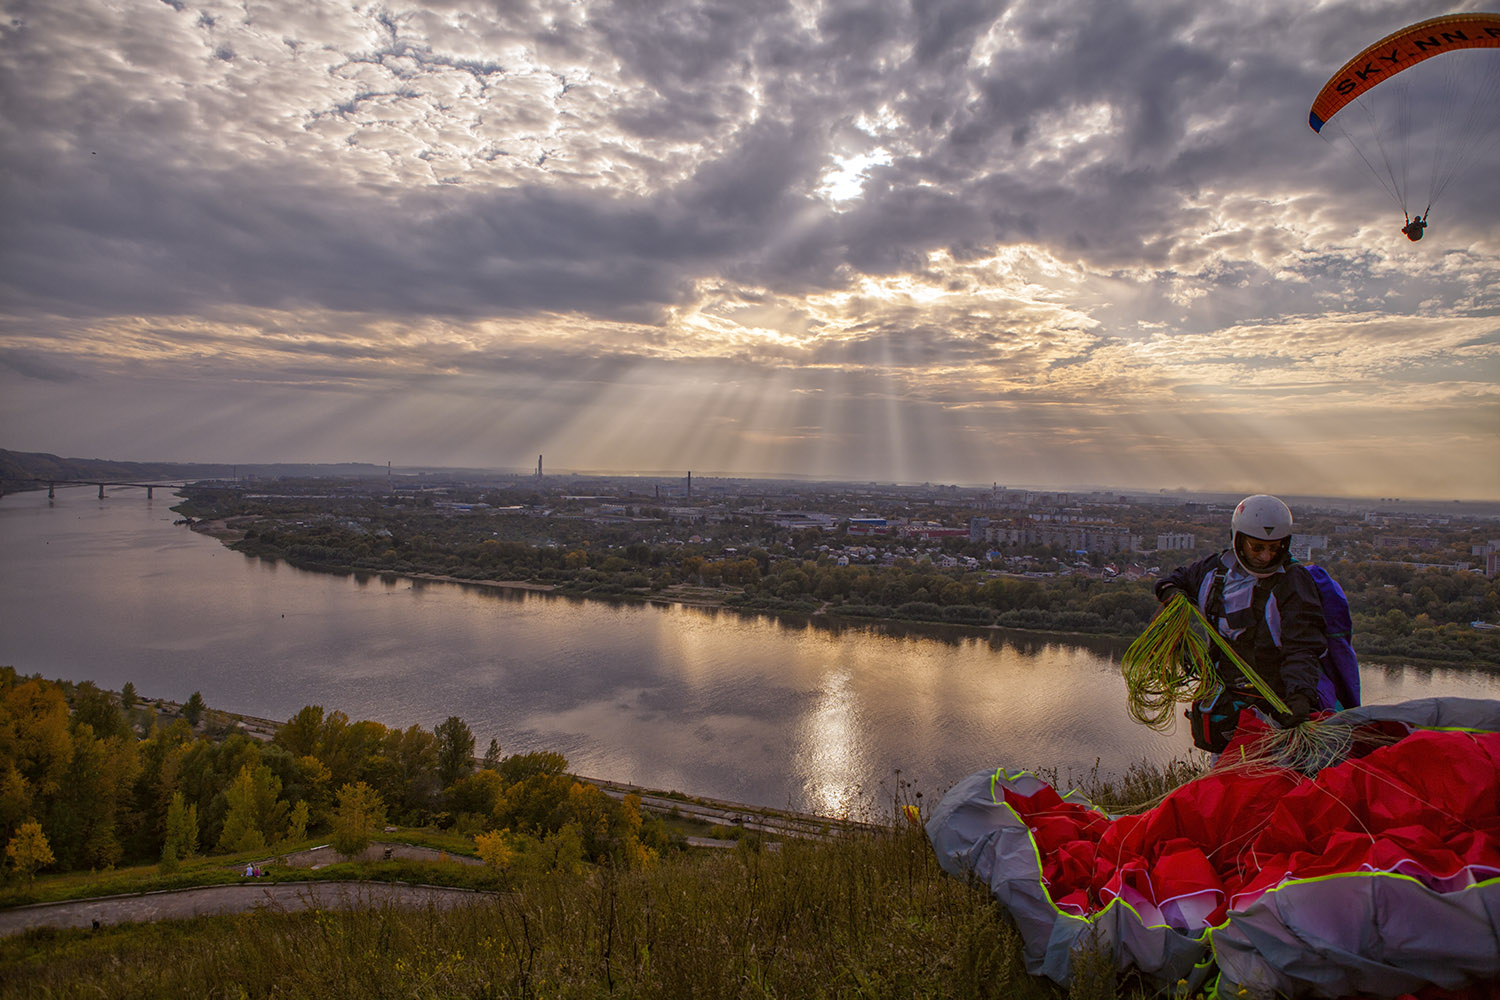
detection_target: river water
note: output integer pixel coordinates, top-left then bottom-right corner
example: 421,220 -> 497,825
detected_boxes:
2,487 -> 1496,817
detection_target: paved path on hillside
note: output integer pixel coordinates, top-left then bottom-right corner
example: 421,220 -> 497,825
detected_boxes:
0,881 -> 496,936
582,776 -> 894,840
1,797 -> 885,938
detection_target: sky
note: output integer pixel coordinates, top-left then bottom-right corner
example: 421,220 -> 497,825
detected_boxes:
1,0 -> 1497,499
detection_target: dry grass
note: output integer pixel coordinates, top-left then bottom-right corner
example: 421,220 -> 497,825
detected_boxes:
1,779 -> 1217,1000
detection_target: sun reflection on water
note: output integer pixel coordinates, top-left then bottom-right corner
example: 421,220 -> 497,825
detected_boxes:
796,667 -> 868,817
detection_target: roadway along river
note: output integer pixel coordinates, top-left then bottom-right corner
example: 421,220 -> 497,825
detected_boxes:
2,487 -> 1496,817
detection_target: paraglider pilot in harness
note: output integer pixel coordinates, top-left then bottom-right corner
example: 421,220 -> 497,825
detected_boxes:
1153,495 -> 1328,752
1402,211 -> 1428,241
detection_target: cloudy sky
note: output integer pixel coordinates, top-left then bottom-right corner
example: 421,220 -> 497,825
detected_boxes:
2,0 -> 1497,498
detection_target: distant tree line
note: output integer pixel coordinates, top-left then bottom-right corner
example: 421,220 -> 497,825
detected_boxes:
1323,558 -> 1500,664
0,670 -> 666,883
175,489 -> 1500,666
197,493 -> 1169,635
226,521 -> 1499,662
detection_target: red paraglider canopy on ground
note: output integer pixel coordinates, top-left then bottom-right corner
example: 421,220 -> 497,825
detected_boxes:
1001,715 -> 1500,931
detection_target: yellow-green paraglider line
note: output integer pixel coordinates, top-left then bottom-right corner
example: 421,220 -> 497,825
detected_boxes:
1121,594 -> 1290,731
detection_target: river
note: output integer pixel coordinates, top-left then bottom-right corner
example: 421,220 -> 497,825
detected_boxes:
2,486 -> 1496,817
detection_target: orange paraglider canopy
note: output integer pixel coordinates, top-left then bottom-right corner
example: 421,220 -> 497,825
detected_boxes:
1309,12 -> 1500,132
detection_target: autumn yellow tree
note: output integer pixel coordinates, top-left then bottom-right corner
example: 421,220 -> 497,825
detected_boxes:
0,677 -> 73,844
473,828 -> 513,869
5,819 -> 54,884
331,781 -> 386,858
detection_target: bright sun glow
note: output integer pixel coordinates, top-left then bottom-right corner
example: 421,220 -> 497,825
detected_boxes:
817,150 -> 893,205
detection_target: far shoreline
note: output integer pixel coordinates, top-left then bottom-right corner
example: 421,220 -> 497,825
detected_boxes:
185,518 -> 1500,674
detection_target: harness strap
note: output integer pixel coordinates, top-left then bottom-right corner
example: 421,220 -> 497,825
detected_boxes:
1206,569 -> 1276,697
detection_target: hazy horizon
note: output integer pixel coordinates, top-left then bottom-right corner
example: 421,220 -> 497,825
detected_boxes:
9,445 -> 1499,509
3,1 -> 1497,500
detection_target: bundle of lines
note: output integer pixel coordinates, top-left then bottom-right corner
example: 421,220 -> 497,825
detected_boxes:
1121,594 -> 1359,774
1120,593 -> 1287,729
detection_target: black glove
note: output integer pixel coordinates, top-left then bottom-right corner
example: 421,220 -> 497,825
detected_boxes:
1157,584 -> 1187,606
1273,693 -> 1314,728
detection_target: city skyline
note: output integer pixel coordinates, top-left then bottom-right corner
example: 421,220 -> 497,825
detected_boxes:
2,0 -> 1498,499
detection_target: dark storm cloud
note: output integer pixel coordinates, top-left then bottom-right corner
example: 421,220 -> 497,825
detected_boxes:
0,160 -> 680,321
1,0 -> 1495,329
586,0 -> 790,94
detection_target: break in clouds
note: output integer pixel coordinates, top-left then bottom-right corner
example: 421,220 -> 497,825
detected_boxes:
0,0 -> 1497,496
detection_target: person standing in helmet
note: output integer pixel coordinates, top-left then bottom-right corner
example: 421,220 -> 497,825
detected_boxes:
1153,495 -> 1327,752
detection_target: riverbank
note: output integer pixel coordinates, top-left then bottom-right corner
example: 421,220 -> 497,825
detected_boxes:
184,514 -> 1133,637
184,517 -> 1500,672
128,690 -> 894,844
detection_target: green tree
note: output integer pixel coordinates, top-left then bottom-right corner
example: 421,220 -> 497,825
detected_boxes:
496,772 -> 577,837
160,791 -> 199,873
282,755 -> 333,829
498,750 -> 568,786
5,819 -> 54,883
168,790 -> 200,856
481,738 -> 502,771
216,763 -> 285,854
285,800 -> 310,844
173,733 -> 262,849
317,714 -> 388,790
0,766 -> 29,845
71,681 -> 124,740
533,822 -> 587,875
120,681 -> 138,711
375,725 -> 439,819
275,705 -> 325,757
43,724 -> 138,871
124,717 -> 196,862
446,769 -> 506,826
1383,608 -> 1412,638
217,774 -> 266,855
331,781 -> 386,858
434,716 -> 475,788
182,691 -> 206,727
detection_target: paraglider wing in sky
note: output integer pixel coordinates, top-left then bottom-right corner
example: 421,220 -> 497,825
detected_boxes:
1309,13 -> 1500,132
1307,13 -> 1500,231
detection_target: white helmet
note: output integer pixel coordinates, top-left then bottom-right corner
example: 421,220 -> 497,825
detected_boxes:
1231,494 -> 1293,576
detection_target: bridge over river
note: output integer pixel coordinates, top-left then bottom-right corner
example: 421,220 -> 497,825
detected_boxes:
0,476 -> 217,500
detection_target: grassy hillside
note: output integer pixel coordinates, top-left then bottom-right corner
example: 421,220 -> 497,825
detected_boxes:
0,823 -> 1153,1000
0,676 -> 1199,997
